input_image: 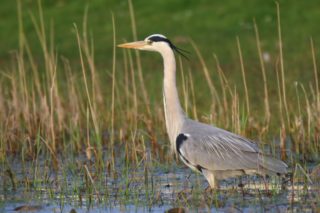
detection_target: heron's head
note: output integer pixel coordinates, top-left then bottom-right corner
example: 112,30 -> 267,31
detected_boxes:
118,34 -> 188,58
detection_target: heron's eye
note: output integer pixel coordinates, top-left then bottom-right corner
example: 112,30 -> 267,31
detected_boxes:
147,40 -> 153,45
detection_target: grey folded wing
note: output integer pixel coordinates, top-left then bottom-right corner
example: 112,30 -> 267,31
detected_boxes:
177,132 -> 262,172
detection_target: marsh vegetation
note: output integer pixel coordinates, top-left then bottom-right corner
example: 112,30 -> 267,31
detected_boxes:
1,0 -> 319,212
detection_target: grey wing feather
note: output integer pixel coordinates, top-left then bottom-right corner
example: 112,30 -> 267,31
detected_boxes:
178,119 -> 287,173
179,133 -> 259,171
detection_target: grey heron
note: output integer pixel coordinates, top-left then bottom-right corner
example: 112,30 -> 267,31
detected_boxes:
118,34 -> 287,189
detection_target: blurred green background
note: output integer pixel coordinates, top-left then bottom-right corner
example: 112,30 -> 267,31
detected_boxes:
1,0 -> 319,110
1,0 -> 320,62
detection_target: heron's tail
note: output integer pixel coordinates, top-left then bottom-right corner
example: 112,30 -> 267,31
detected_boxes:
257,154 -> 288,175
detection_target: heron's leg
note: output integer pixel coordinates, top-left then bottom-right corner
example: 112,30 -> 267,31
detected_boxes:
202,170 -> 219,190
238,177 -> 245,197
238,176 -> 245,188
262,175 -> 269,191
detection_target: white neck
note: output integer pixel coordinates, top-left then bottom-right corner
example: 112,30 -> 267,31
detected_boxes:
160,48 -> 185,153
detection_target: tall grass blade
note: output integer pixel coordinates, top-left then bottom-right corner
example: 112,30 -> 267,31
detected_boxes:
236,36 -> 250,118
254,19 -> 270,128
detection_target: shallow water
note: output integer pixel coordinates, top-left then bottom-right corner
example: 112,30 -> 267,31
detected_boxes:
1,151 -> 319,212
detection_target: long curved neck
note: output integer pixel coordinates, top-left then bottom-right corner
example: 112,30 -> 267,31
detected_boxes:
161,49 -> 185,152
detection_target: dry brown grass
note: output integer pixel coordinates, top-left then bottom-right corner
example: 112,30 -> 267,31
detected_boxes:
0,0 -> 319,171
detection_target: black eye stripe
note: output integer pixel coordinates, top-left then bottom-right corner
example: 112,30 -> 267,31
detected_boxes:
148,36 -> 175,49
148,35 -> 190,60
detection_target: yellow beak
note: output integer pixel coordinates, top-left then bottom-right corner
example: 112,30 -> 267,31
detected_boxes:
117,41 -> 146,49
